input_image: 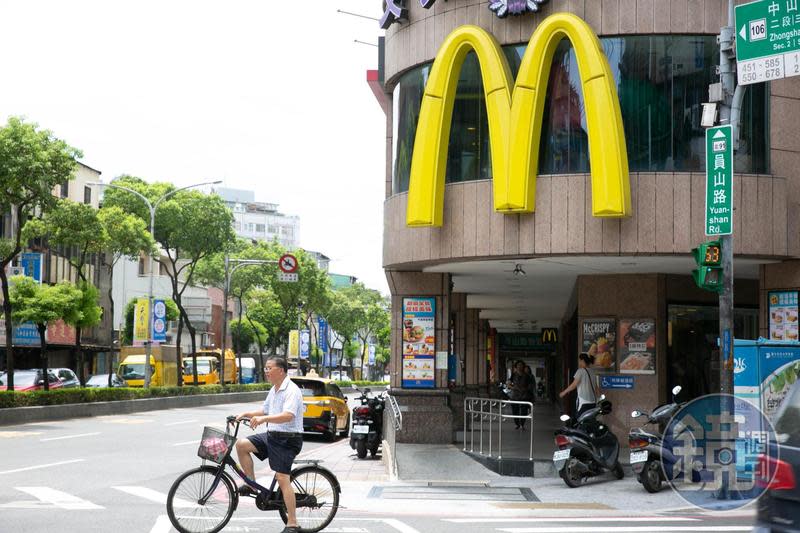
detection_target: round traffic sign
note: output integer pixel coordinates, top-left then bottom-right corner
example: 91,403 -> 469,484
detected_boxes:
279,254 -> 298,274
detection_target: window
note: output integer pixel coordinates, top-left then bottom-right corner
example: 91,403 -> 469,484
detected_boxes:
84,186 -> 92,205
392,36 -> 768,193
138,257 -> 146,276
255,223 -> 266,233
60,181 -> 69,198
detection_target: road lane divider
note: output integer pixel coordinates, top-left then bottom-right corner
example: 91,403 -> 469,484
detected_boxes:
0,459 -> 85,475
40,432 -> 100,442
112,485 -> 196,508
164,419 -> 198,426
13,487 -> 103,510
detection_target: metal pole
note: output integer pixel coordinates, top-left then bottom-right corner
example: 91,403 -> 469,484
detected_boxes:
221,255 -> 229,386
144,204 -> 155,389
718,0 -> 735,398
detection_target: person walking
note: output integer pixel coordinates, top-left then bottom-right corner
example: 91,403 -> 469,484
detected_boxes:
235,356 -> 305,533
509,360 -> 532,430
558,352 -> 598,417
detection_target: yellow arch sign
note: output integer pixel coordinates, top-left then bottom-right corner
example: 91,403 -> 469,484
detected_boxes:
406,13 -> 631,227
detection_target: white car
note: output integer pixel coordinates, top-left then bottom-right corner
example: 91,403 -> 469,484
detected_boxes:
330,371 -> 350,381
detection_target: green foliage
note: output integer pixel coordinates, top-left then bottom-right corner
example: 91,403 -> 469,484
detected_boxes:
73,282 -> 103,330
332,380 -> 389,388
230,317 -> 267,354
8,276 -> 83,329
0,382 -> 273,409
98,206 -> 155,263
121,297 -> 179,345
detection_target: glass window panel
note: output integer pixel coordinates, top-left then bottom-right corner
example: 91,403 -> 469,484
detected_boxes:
391,35 -> 768,194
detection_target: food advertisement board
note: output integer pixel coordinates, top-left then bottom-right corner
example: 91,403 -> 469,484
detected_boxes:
768,291 -> 799,342
581,318 -> 616,372
402,297 -> 435,389
618,319 -> 656,374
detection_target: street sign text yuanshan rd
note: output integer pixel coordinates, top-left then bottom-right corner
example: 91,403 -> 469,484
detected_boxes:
705,125 -> 733,237
735,0 -> 800,84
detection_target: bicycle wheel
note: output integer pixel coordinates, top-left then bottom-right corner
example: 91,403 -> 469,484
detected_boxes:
278,466 -> 340,533
167,465 -> 236,533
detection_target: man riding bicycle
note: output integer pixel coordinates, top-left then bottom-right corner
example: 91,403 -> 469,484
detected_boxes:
236,356 -> 304,533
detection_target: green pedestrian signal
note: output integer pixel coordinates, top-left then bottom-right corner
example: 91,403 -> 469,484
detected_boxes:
692,241 -> 723,293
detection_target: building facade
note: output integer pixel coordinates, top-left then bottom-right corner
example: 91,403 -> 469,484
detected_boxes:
214,186 -> 300,249
380,0 -> 800,446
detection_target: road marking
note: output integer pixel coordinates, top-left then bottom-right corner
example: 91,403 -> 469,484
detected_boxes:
14,487 -> 103,510
149,515 -> 172,533
0,459 -> 85,475
497,517 -> 753,533
382,518 -> 422,533
445,517 -> 701,523
165,419 -> 198,426
113,486 -> 196,508
40,432 -> 100,442
0,431 -> 41,438
100,417 -> 153,424
172,440 -> 199,446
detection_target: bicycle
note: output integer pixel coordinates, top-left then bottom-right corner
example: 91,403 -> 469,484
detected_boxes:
166,416 -> 341,533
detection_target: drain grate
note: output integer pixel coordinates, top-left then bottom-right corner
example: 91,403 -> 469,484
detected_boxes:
367,483 -> 538,502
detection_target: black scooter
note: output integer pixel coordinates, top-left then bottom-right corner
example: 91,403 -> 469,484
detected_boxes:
349,387 -> 385,459
629,385 -> 692,492
553,395 -> 624,487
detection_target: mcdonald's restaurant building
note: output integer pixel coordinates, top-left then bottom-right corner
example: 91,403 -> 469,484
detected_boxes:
380,0 -> 800,454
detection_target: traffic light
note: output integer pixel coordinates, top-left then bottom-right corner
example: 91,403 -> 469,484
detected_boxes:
692,240 -> 722,292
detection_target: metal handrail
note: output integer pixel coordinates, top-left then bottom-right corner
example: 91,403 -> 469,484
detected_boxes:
387,392 -> 402,431
463,397 -> 533,462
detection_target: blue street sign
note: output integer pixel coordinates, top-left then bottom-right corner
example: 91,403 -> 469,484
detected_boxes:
600,375 -> 635,390
19,252 -> 43,283
151,299 -> 167,344
318,318 -> 328,354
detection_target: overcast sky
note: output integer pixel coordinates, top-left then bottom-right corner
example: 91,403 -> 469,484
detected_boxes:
0,0 -> 389,293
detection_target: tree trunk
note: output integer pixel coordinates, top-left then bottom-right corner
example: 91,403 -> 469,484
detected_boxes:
236,295 -> 243,384
74,326 -> 85,387
0,268 -> 15,389
107,265 -> 115,388
181,307 -> 199,386
244,314 -> 263,383
38,324 -> 49,392
176,307 -> 184,387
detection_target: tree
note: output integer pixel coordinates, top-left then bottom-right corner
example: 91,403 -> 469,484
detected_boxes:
339,283 -> 387,380
8,276 -> 83,391
98,206 -> 155,386
24,199 -> 108,385
0,117 -> 81,389
229,317 -> 264,355
121,297 -> 179,345
326,291 -> 360,379
102,176 -> 235,385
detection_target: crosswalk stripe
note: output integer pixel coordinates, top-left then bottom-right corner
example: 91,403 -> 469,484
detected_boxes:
150,515 -> 172,533
164,419 -> 198,426
445,518 -> 700,523
112,486 -> 195,508
14,487 -> 103,510
497,527 -> 751,533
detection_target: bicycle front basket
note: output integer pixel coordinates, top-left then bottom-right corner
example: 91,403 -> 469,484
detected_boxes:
198,426 -> 236,464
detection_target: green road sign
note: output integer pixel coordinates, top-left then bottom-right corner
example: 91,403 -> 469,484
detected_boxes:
705,125 -> 733,237
735,0 -> 800,84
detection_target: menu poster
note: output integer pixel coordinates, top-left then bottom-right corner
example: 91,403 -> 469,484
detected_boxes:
618,319 -> 656,374
769,291 -> 799,342
402,297 -> 436,388
581,318 -> 616,372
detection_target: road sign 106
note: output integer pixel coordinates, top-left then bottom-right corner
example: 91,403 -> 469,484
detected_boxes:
750,18 -> 766,41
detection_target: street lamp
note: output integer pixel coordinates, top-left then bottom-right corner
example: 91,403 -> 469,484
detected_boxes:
221,257 -> 276,384
90,179 -> 222,388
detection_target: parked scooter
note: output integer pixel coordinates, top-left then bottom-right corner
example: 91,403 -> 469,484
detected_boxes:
553,395 -> 624,487
349,387 -> 385,459
629,385 -> 691,493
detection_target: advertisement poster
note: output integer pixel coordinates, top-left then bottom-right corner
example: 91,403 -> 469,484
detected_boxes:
133,298 -> 149,346
151,299 -> 167,344
402,297 -> 435,388
299,330 -> 310,360
581,318 -> 616,372
618,319 -> 656,374
769,291 -> 799,341
288,330 -> 299,358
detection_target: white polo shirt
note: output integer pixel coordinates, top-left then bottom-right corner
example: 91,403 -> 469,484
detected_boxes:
262,376 -> 304,433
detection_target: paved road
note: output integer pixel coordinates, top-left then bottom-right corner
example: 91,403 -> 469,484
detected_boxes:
0,400 -> 759,532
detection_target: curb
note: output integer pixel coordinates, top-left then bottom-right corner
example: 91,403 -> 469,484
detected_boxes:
0,391 -> 267,426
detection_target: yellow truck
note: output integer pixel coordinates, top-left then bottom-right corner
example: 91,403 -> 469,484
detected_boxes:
183,349 -> 238,385
118,345 -> 179,387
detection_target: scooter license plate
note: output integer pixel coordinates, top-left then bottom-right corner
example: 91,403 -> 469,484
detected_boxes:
553,449 -> 571,462
352,425 -> 369,434
630,450 -> 649,464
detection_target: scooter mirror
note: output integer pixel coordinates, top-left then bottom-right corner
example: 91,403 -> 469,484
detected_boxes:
560,414 -> 571,422
600,394 -> 606,401
672,385 -> 682,396
631,410 -> 641,418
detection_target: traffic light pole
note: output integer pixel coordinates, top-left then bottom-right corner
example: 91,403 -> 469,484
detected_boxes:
718,1 -> 736,397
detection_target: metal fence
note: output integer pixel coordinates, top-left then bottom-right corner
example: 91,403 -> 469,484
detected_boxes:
386,391 -> 402,431
463,397 -> 533,461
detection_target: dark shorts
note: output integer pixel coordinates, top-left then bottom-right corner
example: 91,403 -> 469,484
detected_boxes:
246,432 -> 303,474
